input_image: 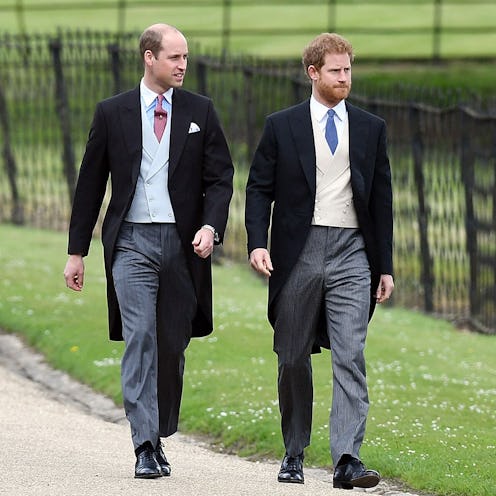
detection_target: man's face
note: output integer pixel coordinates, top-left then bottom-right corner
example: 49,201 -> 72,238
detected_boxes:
308,52 -> 352,107
145,31 -> 188,92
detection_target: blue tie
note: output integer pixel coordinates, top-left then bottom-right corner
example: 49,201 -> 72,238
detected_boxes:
325,109 -> 338,154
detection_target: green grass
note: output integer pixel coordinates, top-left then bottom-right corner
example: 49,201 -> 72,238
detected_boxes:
0,224 -> 495,496
1,0 -> 496,59
353,61 -> 496,98
3,1 -> 496,99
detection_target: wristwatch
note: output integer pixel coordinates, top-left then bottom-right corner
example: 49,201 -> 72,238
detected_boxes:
202,224 -> 220,243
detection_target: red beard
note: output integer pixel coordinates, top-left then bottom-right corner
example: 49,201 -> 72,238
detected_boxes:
316,81 -> 351,107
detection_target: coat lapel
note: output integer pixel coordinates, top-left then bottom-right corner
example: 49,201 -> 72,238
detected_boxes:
118,87 -> 142,181
288,100 -> 316,194
169,89 -> 193,178
141,102 -> 158,161
346,101 -> 369,194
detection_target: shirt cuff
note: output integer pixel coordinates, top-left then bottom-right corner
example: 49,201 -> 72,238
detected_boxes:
201,224 -> 219,243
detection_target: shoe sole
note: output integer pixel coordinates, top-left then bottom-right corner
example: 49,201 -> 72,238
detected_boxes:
278,477 -> 304,484
134,473 -> 162,479
333,474 -> 380,489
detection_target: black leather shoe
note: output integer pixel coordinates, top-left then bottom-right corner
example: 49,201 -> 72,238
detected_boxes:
155,442 -> 171,476
333,457 -> 380,489
277,453 -> 304,483
134,446 -> 162,479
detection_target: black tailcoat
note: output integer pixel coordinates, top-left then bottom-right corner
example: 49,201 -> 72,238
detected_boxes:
245,99 -> 393,351
68,87 -> 234,340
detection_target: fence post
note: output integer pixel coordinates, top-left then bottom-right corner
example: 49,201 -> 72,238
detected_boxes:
0,82 -> 24,224
327,0 -> 337,32
291,77 -> 304,105
49,38 -> 77,204
410,105 -> 434,312
196,56 -> 209,96
460,108 -> 480,319
15,0 -> 27,36
243,67 -> 256,165
117,0 -> 126,34
432,0 -> 442,62
108,43 -> 122,95
492,139 -> 496,331
221,0 -> 232,59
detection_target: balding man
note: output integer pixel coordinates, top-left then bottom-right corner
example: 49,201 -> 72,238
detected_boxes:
64,24 -> 233,478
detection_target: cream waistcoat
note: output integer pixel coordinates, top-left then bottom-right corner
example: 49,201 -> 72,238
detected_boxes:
311,114 -> 359,227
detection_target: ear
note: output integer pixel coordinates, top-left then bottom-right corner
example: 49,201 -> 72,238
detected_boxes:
143,49 -> 155,67
307,65 -> 319,81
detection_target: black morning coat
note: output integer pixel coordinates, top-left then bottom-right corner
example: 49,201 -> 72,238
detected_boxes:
245,99 -> 393,352
68,87 -> 234,341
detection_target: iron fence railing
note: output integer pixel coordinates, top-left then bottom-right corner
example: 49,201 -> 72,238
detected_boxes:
0,31 -> 495,333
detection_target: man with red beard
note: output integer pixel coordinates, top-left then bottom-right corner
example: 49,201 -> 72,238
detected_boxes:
245,33 -> 393,489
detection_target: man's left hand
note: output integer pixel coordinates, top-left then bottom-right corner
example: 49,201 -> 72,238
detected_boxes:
192,227 -> 214,258
375,274 -> 394,303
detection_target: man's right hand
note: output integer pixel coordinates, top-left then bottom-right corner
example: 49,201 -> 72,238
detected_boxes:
64,254 -> 85,291
249,248 -> 273,277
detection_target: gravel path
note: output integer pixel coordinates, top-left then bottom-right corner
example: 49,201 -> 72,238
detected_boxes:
0,331 -> 426,496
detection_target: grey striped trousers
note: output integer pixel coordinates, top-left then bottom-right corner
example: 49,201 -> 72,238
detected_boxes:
273,226 -> 371,465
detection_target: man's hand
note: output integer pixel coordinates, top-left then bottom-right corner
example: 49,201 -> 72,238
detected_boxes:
375,274 -> 394,303
249,248 -> 273,277
64,254 -> 85,291
192,227 -> 214,258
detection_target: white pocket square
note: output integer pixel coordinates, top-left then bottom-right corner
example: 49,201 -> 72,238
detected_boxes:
188,122 -> 200,133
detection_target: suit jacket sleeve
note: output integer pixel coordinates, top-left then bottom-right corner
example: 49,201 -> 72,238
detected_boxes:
68,103 -> 110,256
245,117 -> 277,253
370,119 -> 393,276
200,100 -> 234,243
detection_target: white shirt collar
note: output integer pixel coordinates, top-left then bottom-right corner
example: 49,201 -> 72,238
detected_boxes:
140,79 -> 174,108
310,95 -> 347,124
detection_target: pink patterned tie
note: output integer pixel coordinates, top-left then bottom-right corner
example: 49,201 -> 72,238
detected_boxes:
154,94 -> 167,142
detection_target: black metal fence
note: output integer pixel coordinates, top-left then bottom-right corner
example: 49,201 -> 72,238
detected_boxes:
0,31 -> 495,333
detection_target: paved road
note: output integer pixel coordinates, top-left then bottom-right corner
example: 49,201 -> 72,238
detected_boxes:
0,332 -> 419,496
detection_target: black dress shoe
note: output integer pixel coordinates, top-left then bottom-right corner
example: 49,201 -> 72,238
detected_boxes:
277,453 -> 304,483
134,446 -> 162,479
333,457 -> 380,489
155,442 -> 171,476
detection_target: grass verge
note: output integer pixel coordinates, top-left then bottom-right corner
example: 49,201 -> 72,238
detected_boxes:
0,224 -> 495,495
2,1 -> 496,60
